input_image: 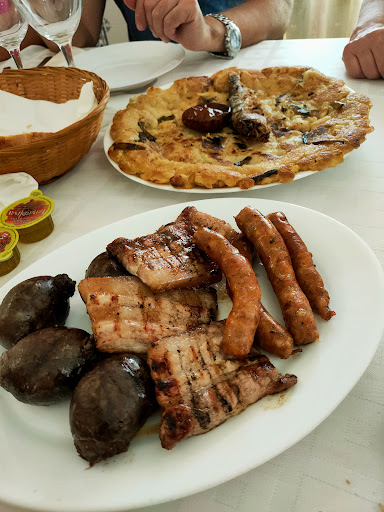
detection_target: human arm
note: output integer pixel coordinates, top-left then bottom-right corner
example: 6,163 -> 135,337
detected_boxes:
343,0 -> 384,79
123,0 -> 293,53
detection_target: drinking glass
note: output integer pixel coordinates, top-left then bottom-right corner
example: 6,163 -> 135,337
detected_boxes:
12,0 -> 82,66
0,0 -> 27,68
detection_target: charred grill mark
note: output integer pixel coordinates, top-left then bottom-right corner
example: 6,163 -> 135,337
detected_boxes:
158,115 -> 175,124
138,121 -> 157,142
303,126 -> 347,145
212,384 -> 233,413
196,339 -> 238,417
190,393 -> 211,429
235,156 -> 252,167
202,136 -> 225,150
252,169 -> 278,182
156,379 -> 178,393
151,358 -> 170,373
174,339 -> 211,430
112,142 -> 146,151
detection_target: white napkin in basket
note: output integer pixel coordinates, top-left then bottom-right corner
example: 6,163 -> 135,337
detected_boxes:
0,173 -> 38,211
0,81 -> 98,137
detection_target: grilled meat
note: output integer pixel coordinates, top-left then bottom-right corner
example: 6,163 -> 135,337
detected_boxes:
106,219 -> 222,293
78,276 -> 217,354
229,73 -> 270,141
176,206 -> 252,261
147,321 -> 297,449
193,227 -> 261,358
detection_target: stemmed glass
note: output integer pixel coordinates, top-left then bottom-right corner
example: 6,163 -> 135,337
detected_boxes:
0,0 -> 28,69
12,0 -> 82,67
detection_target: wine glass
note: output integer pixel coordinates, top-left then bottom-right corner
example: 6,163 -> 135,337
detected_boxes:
12,0 -> 82,67
0,0 -> 28,69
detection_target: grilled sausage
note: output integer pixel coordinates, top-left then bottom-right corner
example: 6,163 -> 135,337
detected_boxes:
256,305 -> 294,359
236,207 -> 319,345
267,212 -> 335,321
193,227 -> 261,358
180,208 -> 293,358
176,206 -> 253,261
229,73 -> 270,141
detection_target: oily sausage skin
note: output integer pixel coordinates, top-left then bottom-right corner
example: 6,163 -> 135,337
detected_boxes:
179,207 -> 293,358
177,206 -> 253,261
236,207 -> 319,345
267,212 -> 335,321
193,227 -> 261,358
256,305 -> 294,359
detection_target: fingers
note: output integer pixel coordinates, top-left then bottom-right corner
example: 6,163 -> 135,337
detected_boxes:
343,28 -> 384,79
342,46 -> 365,79
359,48 -> 381,79
134,0 -> 148,31
130,0 -> 201,43
133,0 -> 184,40
152,0 -> 179,42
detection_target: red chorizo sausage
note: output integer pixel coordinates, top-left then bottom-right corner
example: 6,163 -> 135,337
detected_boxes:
236,207 -> 319,345
193,227 -> 261,358
267,212 -> 335,321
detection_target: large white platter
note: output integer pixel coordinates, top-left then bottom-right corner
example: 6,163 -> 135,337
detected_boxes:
0,197 -> 383,512
48,41 -> 185,92
103,121 -> 315,193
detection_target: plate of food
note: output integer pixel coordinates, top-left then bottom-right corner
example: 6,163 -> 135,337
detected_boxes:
68,41 -> 185,93
105,66 -> 373,192
103,121 -> 317,193
0,197 -> 383,512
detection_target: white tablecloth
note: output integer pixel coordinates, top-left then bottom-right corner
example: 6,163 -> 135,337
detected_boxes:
0,38 -> 383,512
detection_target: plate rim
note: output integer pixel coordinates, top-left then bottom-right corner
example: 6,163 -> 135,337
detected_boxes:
73,41 -> 185,92
0,197 -> 383,512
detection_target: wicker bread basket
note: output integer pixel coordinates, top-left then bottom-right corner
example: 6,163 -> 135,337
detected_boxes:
0,66 -> 110,184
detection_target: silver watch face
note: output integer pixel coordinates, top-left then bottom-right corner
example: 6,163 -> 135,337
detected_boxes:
229,27 -> 241,52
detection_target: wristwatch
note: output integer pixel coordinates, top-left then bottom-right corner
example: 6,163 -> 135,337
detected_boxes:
206,13 -> 242,59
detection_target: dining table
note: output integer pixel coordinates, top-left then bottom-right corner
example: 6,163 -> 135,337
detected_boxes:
0,37 -> 383,512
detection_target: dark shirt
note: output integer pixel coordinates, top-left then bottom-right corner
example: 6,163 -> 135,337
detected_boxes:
113,0 -> 244,42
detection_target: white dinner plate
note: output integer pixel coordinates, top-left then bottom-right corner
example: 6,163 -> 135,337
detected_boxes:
1,197 -> 383,512
103,121 -> 316,193
56,41 -> 185,92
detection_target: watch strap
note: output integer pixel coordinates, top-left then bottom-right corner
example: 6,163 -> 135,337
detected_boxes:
206,13 -> 242,60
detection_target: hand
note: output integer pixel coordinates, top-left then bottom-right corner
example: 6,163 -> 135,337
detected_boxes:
343,24 -> 384,79
123,0 -> 225,52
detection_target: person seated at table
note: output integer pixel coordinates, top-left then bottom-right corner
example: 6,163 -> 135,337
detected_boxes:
343,0 -> 384,79
0,0 -> 293,61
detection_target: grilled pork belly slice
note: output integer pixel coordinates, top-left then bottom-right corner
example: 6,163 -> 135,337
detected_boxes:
106,219 -> 221,293
78,276 -> 217,354
147,321 -> 297,450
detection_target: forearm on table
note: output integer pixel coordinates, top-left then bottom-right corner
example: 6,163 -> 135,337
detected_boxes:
204,0 -> 293,52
